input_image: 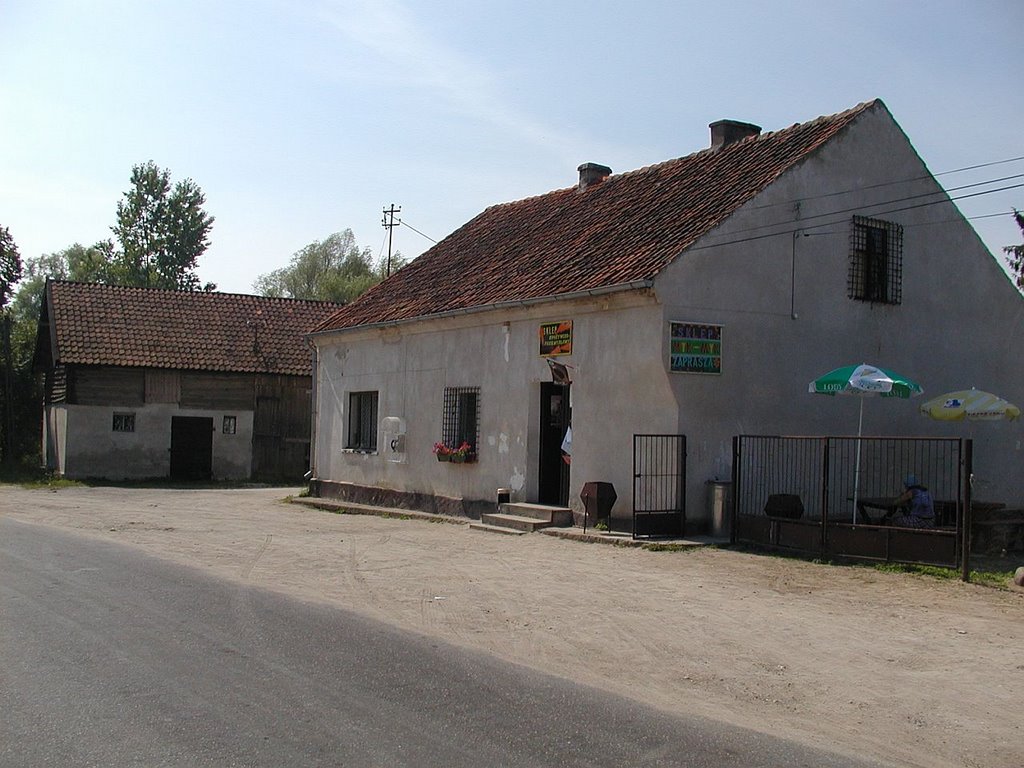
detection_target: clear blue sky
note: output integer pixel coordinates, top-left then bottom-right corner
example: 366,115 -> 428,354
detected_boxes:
2,0 -> 1022,294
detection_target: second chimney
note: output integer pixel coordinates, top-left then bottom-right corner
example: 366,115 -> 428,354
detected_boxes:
709,120 -> 761,150
578,162 -> 612,191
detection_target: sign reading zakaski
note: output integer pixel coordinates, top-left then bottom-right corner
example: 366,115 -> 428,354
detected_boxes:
669,322 -> 722,374
539,321 -> 573,356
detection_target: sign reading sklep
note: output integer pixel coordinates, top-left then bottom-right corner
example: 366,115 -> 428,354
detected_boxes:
669,322 -> 722,374
539,321 -> 573,356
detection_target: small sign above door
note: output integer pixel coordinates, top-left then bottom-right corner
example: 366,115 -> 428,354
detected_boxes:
539,321 -> 573,356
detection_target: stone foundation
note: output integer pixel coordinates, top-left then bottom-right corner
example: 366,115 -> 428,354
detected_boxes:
311,479 -> 493,520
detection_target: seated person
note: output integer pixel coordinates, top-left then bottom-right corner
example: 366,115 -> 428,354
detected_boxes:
888,474 -> 935,528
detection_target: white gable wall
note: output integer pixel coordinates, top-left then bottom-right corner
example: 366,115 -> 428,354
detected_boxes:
655,103 -> 1024,517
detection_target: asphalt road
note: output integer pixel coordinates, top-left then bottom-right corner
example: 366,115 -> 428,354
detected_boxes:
0,518 -> 885,767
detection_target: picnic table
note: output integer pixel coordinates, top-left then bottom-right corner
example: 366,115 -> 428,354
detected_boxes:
855,497 -> 1006,527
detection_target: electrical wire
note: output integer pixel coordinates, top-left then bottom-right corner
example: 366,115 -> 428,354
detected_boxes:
690,182 -> 1024,253
395,219 -> 436,243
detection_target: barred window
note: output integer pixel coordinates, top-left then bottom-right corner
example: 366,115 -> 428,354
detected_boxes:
442,386 -> 480,452
222,415 -> 237,435
346,391 -> 378,451
112,413 -> 135,433
849,215 -> 902,304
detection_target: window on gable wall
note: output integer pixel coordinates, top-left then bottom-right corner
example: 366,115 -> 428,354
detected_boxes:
849,215 -> 902,304
443,386 -> 480,451
346,391 -> 378,451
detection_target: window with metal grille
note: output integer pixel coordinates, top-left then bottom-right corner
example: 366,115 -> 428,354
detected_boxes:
112,412 -> 135,433
442,387 -> 480,452
346,391 -> 378,451
849,215 -> 902,304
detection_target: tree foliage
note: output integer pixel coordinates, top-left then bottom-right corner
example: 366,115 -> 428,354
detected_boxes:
110,161 -> 215,290
1003,209 -> 1024,291
0,224 -> 23,310
253,229 -> 404,303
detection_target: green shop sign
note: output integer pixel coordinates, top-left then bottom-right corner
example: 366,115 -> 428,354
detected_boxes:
669,321 -> 722,374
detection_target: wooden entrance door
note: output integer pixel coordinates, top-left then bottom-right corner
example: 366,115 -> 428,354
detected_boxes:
170,416 -> 213,480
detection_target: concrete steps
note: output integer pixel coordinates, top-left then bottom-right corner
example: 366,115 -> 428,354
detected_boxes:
469,502 -> 573,535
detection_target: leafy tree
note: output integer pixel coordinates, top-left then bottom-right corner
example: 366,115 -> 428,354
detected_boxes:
253,229 -> 404,303
110,161 -> 215,290
0,225 -> 22,311
0,225 -> 22,464
1003,209 -> 1024,291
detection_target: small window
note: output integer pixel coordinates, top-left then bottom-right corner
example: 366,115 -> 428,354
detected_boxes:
442,386 -> 480,452
347,391 -> 378,451
222,415 -> 237,435
112,413 -> 135,433
849,215 -> 902,304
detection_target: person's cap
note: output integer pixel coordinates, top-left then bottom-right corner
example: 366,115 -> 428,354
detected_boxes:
904,473 -> 918,487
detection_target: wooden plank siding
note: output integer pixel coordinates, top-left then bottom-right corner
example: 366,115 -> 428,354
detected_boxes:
71,366 -> 145,406
252,374 -> 313,479
145,369 -> 180,403
180,372 -> 255,411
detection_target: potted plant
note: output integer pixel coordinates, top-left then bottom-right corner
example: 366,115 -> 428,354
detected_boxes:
432,442 -> 451,461
449,441 -> 475,463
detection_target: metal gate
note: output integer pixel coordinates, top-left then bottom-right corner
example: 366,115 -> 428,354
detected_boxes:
633,434 -> 686,538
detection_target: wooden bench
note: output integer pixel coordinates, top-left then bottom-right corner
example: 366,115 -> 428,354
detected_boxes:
971,508 -> 1024,555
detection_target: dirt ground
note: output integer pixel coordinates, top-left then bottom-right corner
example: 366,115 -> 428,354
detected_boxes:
2,485 -> 1021,768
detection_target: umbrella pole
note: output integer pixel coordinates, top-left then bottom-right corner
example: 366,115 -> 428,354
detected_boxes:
852,398 -> 864,524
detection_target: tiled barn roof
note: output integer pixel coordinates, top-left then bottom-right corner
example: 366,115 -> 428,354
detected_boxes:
43,281 -> 342,376
314,100 -> 880,334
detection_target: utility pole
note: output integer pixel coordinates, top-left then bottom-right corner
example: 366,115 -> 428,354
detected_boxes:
382,203 -> 401,277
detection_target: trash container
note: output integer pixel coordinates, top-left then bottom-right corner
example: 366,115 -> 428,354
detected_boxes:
580,482 -> 617,531
707,480 -> 732,538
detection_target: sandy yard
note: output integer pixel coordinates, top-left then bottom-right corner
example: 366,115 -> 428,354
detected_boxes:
2,485 -> 1021,768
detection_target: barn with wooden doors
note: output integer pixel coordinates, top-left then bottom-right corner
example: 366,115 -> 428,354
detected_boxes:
34,281 -> 341,481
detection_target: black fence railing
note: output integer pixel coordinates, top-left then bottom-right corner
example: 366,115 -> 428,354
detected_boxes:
732,435 -> 974,576
633,434 -> 686,538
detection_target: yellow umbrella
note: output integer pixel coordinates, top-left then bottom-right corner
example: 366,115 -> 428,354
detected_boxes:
919,388 -> 1021,421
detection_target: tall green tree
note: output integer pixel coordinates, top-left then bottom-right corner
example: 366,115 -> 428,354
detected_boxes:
253,229 -> 403,303
1003,209 -> 1024,291
0,225 -> 22,311
111,161 -> 215,290
0,225 -> 23,465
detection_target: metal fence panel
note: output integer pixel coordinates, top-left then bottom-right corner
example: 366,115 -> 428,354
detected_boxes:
732,435 -> 969,572
633,434 -> 686,538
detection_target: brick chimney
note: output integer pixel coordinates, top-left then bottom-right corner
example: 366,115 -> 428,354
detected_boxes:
709,119 -> 761,150
578,162 -> 612,191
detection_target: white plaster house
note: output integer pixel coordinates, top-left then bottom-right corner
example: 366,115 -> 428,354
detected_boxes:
35,281 -> 341,481
308,100 -> 1024,530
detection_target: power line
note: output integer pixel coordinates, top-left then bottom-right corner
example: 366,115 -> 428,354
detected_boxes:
690,182 -> 1024,253
935,155 -> 1024,176
397,219 -> 437,244
704,177 -> 1024,244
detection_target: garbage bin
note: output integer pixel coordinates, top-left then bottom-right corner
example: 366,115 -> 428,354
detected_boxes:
580,482 -> 617,531
707,480 -> 732,538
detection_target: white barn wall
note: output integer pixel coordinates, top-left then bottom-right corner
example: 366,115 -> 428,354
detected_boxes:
60,404 -> 254,480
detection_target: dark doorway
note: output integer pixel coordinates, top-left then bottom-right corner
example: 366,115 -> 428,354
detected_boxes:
170,416 -> 213,480
538,382 -> 570,505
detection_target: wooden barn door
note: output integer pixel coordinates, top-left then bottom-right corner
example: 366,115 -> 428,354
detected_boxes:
170,416 -> 213,480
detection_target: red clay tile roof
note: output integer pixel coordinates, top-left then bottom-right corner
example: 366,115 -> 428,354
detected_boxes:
44,281 -> 342,376
314,100 -> 881,334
